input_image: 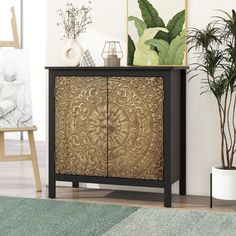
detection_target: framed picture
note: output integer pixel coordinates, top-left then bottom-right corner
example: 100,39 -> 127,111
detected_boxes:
0,0 -> 22,47
128,0 -> 187,66
0,49 -> 33,128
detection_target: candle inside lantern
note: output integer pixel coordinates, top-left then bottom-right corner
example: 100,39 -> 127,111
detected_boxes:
102,41 -> 123,67
109,47 -> 116,56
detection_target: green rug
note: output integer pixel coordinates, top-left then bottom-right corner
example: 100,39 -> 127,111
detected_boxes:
0,196 -> 236,236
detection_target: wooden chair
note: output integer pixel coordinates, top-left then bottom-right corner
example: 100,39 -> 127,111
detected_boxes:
0,126 -> 42,192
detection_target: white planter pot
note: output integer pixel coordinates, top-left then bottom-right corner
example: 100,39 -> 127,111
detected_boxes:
212,166 -> 236,200
60,39 -> 83,66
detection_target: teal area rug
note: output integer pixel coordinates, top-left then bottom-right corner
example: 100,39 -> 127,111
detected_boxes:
104,208 -> 236,236
0,196 -> 136,236
0,196 -> 236,236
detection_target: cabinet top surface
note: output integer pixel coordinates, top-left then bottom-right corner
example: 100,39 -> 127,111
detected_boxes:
45,66 -> 188,71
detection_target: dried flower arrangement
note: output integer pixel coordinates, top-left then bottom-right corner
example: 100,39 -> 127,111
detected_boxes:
57,1 -> 92,40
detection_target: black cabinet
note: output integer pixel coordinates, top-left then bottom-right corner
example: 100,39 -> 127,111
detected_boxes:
46,66 -> 187,207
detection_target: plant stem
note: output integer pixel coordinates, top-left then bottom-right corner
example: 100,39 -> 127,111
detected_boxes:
229,95 -> 236,167
217,99 -> 226,168
222,89 -> 230,167
227,91 -> 233,153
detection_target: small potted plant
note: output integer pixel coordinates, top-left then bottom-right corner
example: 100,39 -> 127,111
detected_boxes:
57,1 -> 92,66
187,10 -> 236,200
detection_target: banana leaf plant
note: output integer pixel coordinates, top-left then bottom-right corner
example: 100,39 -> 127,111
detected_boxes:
187,10 -> 236,169
128,0 -> 186,66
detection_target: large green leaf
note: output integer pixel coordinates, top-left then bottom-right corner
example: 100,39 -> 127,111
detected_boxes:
133,27 -> 168,66
165,30 -> 185,65
138,0 -> 165,28
155,10 -> 185,44
128,16 -> 147,37
167,10 -> 185,42
145,39 -> 170,64
137,27 -> 168,51
128,35 -> 136,65
155,31 -> 170,43
134,49 -> 159,66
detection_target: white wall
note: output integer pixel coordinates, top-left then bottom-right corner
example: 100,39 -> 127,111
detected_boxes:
46,0 -> 236,196
23,0 -> 46,141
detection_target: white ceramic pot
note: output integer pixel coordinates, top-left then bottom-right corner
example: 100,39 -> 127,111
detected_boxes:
60,39 -> 83,66
212,166 -> 236,200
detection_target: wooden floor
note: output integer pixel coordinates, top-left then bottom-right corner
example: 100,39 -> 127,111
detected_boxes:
0,140 -> 236,213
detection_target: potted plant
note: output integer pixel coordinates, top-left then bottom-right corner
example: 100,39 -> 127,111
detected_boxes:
187,10 -> 236,200
57,1 -> 92,66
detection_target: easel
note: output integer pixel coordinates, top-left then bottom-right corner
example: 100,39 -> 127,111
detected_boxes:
0,7 -> 20,48
0,7 -> 42,192
0,7 -> 21,140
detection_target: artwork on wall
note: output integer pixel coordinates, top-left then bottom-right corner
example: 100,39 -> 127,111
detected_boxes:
0,49 -> 33,128
128,0 -> 186,66
0,0 -> 22,47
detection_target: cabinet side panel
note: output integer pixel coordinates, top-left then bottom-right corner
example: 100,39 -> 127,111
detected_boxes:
170,71 -> 182,182
108,77 -> 164,180
55,76 -> 107,177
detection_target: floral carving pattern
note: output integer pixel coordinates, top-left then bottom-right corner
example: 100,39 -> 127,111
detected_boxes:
55,76 -> 163,180
108,77 -> 163,180
55,77 -> 108,177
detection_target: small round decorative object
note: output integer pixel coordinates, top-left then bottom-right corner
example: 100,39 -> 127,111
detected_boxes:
60,39 -> 83,66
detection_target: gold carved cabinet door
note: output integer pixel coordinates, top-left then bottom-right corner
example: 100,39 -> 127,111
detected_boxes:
55,76 -> 108,177
107,77 -> 164,180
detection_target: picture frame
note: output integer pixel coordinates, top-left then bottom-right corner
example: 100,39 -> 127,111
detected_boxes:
127,0 -> 187,67
0,49 -> 33,128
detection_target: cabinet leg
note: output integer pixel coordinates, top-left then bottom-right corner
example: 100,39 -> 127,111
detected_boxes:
180,178 -> 186,195
72,182 -> 79,188
164,184 -> 172,207
49,179 -> 56,198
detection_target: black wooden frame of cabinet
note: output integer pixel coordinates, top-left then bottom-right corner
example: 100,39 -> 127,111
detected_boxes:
46,66 -> 187,207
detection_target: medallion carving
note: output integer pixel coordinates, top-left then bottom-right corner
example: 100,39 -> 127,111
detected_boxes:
55,76 -> 163,180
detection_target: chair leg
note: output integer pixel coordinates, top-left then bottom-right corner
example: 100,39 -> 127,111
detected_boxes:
0,132 -> 5,161
28,131 -> 42,192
